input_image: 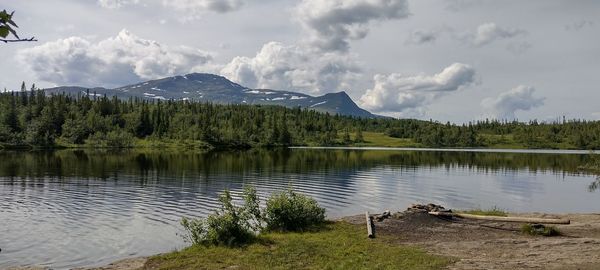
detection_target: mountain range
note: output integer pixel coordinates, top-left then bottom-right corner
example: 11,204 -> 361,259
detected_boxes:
44,73 -> 378,118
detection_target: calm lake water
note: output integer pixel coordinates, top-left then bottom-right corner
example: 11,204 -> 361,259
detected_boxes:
1,148 -> 599,269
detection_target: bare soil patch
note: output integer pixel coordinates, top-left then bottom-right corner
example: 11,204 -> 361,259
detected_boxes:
343,210 -> 600,270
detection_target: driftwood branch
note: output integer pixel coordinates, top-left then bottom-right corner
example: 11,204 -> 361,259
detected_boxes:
366,211 -> 374,238
0,37 -> 37,43
429,211 -> 570,224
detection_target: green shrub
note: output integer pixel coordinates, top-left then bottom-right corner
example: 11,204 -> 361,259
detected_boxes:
0,124 -> 24,145
105,130 -> 134,148
521,224 -> 561,236
181,187 -> 261,247
264,189 -> 326,232
181,187 -> 327,246
61,118 -> 90,144
84,130 -> 134,148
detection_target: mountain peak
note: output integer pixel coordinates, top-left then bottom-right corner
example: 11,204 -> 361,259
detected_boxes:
44,74 -> 379,118
322,91 -> 351,98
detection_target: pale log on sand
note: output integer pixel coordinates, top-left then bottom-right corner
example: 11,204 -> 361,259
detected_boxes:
428,212 -> 571,224
366,211 -> 375,238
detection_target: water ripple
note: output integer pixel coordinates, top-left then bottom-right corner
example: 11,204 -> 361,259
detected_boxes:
1,149 -> 599,269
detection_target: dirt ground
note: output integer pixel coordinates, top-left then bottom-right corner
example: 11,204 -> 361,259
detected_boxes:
344,211 -> 600,270
6,258 -> 148,270
73,258 -> 148,270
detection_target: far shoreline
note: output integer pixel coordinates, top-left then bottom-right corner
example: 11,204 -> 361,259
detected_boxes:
291,146 -> 600,155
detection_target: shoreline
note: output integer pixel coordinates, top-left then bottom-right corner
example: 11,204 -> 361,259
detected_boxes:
291,146 -> 600,155
12,211 -> 600,270
2,144 -> 599,154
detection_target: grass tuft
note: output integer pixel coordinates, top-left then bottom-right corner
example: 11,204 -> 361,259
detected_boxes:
459,206 -> 508,217
521,224 -> 561,237
146,222 -> 452,270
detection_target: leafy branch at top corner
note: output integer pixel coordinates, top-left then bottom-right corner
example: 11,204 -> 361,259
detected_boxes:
0,10 -> 37,43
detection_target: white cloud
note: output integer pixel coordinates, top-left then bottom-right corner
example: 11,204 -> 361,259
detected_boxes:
220,42 -> 361,95
481,85 -> 545,120
467,22 -> 526,47
16,29 -> 213,87
359,63 -> 476,115
296,0 -> 410,52
592,112 -> 600,120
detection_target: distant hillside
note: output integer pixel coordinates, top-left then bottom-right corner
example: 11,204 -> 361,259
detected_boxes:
44,73 -> 378,118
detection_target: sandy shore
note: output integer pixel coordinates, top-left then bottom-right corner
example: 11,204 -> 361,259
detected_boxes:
5,258 -> 147,270
344,212 -> 600,270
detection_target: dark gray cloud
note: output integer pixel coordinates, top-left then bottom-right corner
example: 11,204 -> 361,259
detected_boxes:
481,85 -> 545,120
296,0 -> 411,52
405,29 -> 439,45
506,41 -> 532,55
97,0 -> 139,9
564,19 -> 594,31
163,0 -> 245,16
444,0 -> 484,12
97,0 -> 245,17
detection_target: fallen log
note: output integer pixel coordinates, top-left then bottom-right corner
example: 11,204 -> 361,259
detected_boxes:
366,211 -> 375,238
428,211 -> 570,224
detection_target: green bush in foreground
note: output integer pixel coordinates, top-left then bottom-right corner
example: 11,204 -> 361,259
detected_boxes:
181,186 -> 326,247
521,224 -> 561,236
181,188 -> 260,246
264,189 -> 326,232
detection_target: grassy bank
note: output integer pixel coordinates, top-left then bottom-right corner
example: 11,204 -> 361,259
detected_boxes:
145,222 -> 451,270
2,131 -> 596,151
0,138 -> 215,151
459,207 -> 508,217
350,132 -> 423,148
351,132 -> 584,150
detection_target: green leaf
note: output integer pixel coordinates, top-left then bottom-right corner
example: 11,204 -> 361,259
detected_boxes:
0,26 -> 9,38
0,10 -> 9,22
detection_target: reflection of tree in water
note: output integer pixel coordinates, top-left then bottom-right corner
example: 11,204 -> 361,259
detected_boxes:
590,176 -> 600,192
0,149 -> 596,178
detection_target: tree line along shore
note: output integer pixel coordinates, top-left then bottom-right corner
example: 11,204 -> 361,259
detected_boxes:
1,87 -> 600,150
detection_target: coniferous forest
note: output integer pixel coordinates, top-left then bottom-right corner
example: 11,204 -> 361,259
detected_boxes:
1,87 -> 600,150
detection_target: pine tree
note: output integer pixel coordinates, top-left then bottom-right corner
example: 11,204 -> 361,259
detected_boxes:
355,128 -> 364,143
278,121 -> 292,145
4,97 -> 19,132
342,128 -> 351,144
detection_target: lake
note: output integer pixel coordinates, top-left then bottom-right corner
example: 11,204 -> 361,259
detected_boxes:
1,148 -> 599,269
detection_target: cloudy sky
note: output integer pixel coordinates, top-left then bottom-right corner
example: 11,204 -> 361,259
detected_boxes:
2,0 -> 599,122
